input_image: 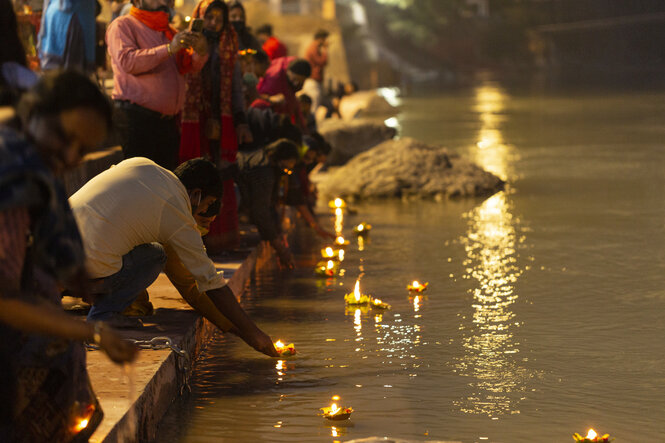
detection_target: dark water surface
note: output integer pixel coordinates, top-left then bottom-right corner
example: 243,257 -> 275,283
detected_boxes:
158,85 -> 665,442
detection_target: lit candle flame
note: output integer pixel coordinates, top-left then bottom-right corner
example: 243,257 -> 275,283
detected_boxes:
75,418 -> 89,432
331,395 -> 340,401
325,247 -> 334,257
330,403 -> 340,414
354,280 -> 361,302
357,224 -> 364,231
586,429 -> 597,439
412,280 -> 421,288
336,236 -> 345,245
334,198 -> 343,208
327,260 -> 334,270
275,340 -> 284,348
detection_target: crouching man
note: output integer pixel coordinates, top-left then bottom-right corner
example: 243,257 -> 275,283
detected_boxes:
69,157 -> 278,356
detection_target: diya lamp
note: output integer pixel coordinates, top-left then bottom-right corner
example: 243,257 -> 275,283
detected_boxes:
335,236 -> 350,246
370,297 -> 391,310
573,429 -> 612,442
407,280 -> 429,293
328,198 -> 347,210
320,395 -> 353,421
344,280 -> 372,306
353,222 -> 372,237
315,260 -> 339,277
321,246 -> 344,262
273,340 -> 296,357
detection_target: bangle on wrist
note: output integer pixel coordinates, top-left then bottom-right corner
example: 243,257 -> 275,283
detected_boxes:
93,321 -> 104,346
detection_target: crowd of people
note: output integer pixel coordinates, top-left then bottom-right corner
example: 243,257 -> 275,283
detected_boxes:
0,0 -> 356,440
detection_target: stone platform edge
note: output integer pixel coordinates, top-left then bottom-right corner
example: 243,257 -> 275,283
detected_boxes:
100,246 -> 259,442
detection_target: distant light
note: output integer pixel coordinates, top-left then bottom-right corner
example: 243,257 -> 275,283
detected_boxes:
185,16 -> 191,22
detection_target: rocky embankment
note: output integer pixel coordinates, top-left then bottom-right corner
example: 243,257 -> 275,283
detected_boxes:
318,118 -> 397,166
315,137 -> 505,200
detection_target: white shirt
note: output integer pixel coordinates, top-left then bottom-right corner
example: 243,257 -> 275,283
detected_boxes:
69,157 -> 226,292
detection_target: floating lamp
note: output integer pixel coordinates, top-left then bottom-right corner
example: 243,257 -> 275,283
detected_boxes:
320,396 -> 353,421
407,280 -> 429,293
321,246 -> 344,261
70,402 -> 95,435
344,280 -> 391,309
335,236 -> 349,246
315,260 -> 339,277
573,429 -> 612,442
353,222 -> 372,236
274,340 -> 296,357
328,198 -> 347,209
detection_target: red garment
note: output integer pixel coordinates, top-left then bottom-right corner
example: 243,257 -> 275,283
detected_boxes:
262,36 -> 287,61
256,56 -> 306,131
180,13 -> 240,239
304,40 -> 327,82
128,6 -> 192,74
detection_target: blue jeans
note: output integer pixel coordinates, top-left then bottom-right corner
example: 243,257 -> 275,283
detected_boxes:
87,243 -> 166,321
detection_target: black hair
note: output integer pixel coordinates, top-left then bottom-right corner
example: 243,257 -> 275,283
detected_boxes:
227,0 -> 245,15
204,0 -> 228,27
287,58 -> 311,78
314,29 -> 329,40
306,132 -> 332,155
270,114 -> 302,146
174,157 -> 223,199
16,70 -> 112,130
251,50 -> 270,66
298,94 -> 312,105
265,138 -> 299,163
255,24 -> 272,36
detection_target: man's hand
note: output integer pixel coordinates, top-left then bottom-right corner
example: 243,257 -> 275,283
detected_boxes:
236,123 -> 253,144
98,326 -> 139,364
170,31 -> 204,54
245,328 -> 279,357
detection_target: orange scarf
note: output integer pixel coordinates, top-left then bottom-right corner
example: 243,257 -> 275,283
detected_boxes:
129,6 -> 176,40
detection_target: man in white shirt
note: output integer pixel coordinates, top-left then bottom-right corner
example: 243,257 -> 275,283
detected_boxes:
70,157 -> 278,356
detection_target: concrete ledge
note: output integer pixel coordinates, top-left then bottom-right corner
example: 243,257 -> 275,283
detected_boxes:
88,246 -> 262,442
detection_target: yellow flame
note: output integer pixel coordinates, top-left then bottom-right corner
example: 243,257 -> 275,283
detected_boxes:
412,280 -> 421,288
354,280 -> 361,301
327,260 -> 334,270
586,429 -> 597,439
336,236 -> 345,245
275,340 -> 284,348
331,395 -> 340,401
334,198 -> 343,208
357,224 -> 364,231
373,298 -> 383,305
330,403 -> 340,414
75,418 -> 89,432
325,247 -> 334,257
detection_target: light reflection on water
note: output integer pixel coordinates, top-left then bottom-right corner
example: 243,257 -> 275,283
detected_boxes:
455,191 -> 527,416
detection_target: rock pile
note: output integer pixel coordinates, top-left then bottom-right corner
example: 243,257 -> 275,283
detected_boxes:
315,137 -> 504,200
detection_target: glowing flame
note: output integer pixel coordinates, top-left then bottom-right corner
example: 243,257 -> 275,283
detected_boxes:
357,224 -> 364,231
338,249 -> 345,261
336,236 -> 345,245
354,280 -> 361,302
74,418 -> 89,432
334,198 -> 343,208
586,429 -> 597,439
373,298 -> 383,305
327,260 -> 334,270
331,395 -> 340,401
412,280 -> 421,288
330,403 -> 340,414
275,340 -> 284,348
325,247 -> 334,257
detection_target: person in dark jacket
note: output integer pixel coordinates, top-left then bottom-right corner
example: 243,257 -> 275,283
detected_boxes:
227,0 -> 260,51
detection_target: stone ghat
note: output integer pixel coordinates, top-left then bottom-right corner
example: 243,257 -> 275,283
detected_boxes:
315,137 -> 505,200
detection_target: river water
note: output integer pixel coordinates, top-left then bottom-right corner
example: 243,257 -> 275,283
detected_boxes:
158,83 -> 665,442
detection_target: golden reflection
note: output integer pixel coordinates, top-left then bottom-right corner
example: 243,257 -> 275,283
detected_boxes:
357,235 -> 365,251
455,186 -> 527,415
471,84 -> 517,181
334,208 -> 344,234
